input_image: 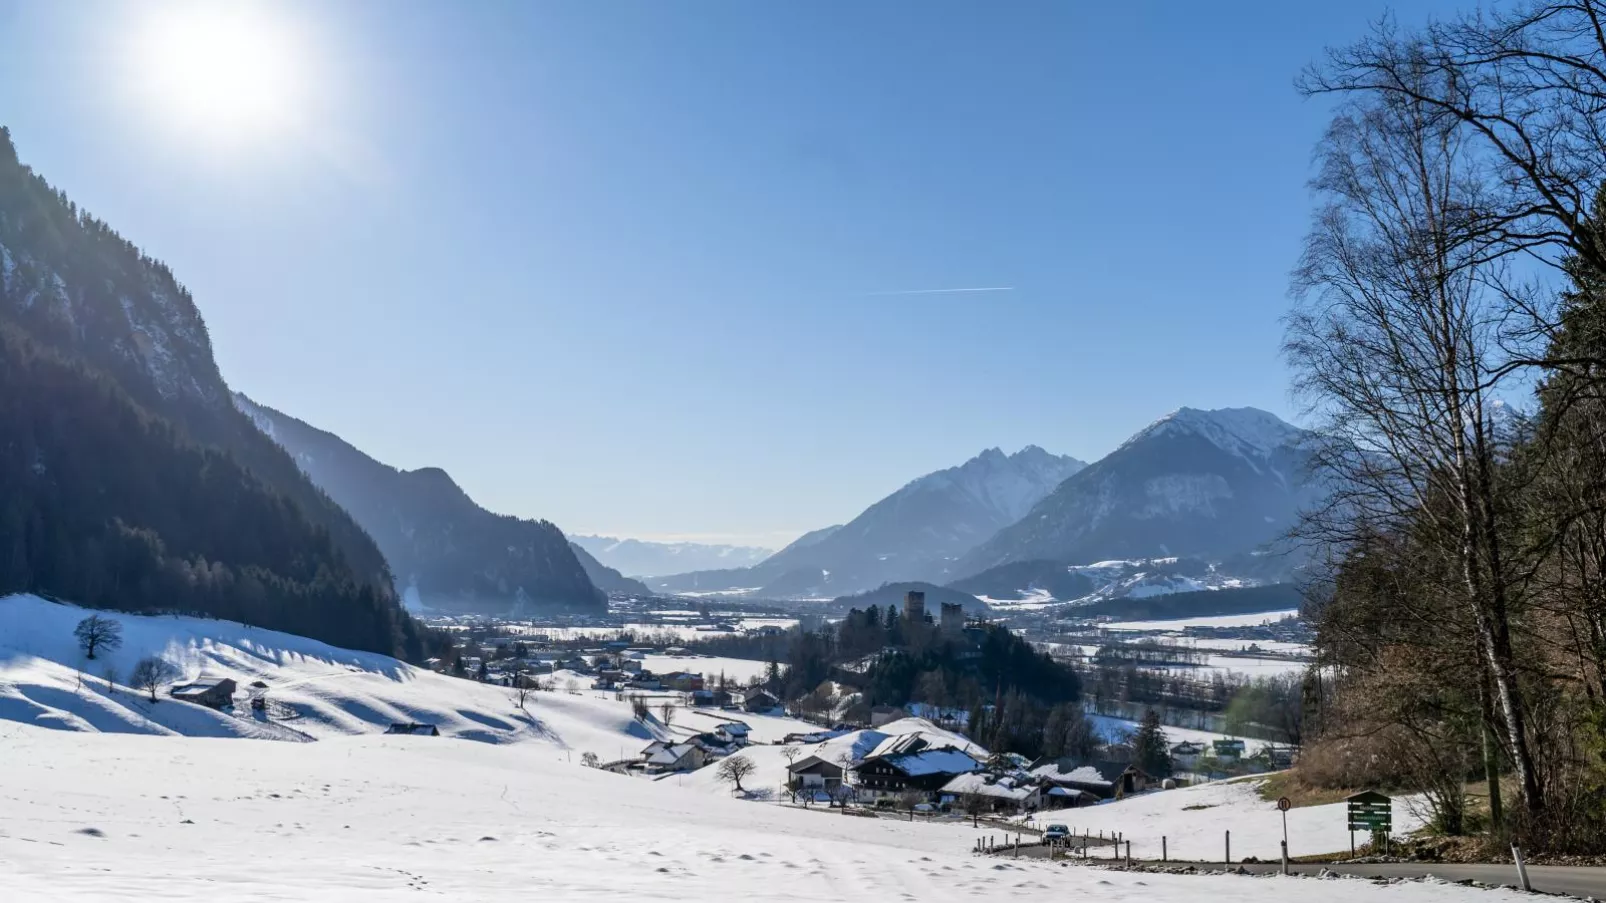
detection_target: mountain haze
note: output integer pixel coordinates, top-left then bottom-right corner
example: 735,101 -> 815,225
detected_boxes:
654,446 -> 1085,598
570,535 -> 773,578
236,395 -> 607,614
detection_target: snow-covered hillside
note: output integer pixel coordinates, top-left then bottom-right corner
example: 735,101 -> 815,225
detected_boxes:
1020,776 -> 1424,863
2,722 -> 1512,901
0,595 -> 663,756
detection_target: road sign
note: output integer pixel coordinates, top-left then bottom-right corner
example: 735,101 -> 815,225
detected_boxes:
1346,790 -> 1392,832
1277,797 -> 1291,812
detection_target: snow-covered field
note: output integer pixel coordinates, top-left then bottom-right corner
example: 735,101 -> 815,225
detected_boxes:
642,654 -> 776,684
0,594 -> 1538,901
515,618 -> 799,641
1099,609 -> 1302,632
1021,777 -> 1423,863
2,723 -> 1514,902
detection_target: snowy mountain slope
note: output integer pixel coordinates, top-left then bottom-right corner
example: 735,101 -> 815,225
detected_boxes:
0,595 -> 661,755
0,722 -> 1506,902
571,535 -> 775,578
236,394 -> 607,613
655,447 -> 1085,599
957,409 -> 1314,575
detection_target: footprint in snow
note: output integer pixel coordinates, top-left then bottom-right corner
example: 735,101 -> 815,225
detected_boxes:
738,854 -> 755,861
479,836 -> 498,842
75,828 -> 104,838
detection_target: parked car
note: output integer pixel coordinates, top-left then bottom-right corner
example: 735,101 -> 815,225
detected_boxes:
1042,824 -> 1070,844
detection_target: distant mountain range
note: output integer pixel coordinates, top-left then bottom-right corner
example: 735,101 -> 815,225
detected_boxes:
236,395 -> 610,614
955,407 -> 1314,576
651,446 -> 1085,598
569,535 -> 774,578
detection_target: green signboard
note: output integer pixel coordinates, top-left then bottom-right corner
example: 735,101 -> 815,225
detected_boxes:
1346,790 -> 1392,832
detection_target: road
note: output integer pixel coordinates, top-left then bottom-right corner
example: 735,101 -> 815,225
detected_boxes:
1004,845 -> 1606,898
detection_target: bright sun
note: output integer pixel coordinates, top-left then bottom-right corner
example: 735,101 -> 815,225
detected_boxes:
133,3 -> 304,141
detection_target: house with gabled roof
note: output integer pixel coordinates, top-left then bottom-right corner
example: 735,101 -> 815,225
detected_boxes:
1028,757 -> 1152,800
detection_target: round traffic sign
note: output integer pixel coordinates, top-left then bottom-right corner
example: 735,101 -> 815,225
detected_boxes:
1277,797 -> 1292,811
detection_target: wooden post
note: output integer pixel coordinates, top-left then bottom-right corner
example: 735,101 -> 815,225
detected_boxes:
1512,845 -> 1532,893
1125,840 -> 1131,865
1225,830 -> 1231,864
1162,836 -> 1167,862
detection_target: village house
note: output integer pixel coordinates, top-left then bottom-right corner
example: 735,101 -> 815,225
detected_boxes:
735,689 -> 779,713
1212,739 -> 1247,763
849,733 -> 982,800
169,676 -> 237,709
712,721 -> 750,746
1170,741 -> 1208,769
641,741 -> 705,774
939,772 -> 1044,814
660,672 -> 705,693
1028,758 -> 1153,800
787,755 -> 845,794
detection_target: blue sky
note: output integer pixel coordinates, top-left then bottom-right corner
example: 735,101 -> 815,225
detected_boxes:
0,0 -> 1452,547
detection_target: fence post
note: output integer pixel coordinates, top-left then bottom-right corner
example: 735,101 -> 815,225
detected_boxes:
1162,836 -> 1167,862
1512,845 -> 1532,893
1125,840 -> 1131,865
1225,830 -> 1231,865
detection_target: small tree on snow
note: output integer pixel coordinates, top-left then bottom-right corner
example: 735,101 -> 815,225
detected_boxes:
129,656 -> 175,703
73,615 -> 123,661
581,751 -> 600,768
659,702 -> 676,727
717,754 -> 756,794
781,745 -> 802,800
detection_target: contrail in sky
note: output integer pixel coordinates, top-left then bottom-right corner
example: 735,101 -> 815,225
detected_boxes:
865,286 -> 1015,296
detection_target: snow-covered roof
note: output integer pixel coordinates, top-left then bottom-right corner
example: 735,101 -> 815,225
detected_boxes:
941,772 -> 1038,801
647,744 -> 697,766
878,747 -> 981,778
865,731 -> 930,760
1031,760 -> 1118,787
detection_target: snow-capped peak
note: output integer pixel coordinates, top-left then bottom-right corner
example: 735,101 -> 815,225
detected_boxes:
1122,407 -> 1304,463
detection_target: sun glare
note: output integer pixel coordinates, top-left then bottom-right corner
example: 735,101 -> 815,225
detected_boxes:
133,4 -> 304,141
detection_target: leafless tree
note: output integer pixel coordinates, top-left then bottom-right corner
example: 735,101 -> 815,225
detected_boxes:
1287,48 -> 1545,822
781,745 -> 802,800
73,615 -> 122,661
514,683 -> 532,711
129,656 -> 176,703
581,751 -> 600,768
716,754 -> 756,794
659,702 -> 676,728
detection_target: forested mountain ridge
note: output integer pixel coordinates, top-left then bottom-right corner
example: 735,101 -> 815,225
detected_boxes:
0,126 -> 435,659
237,395 -> 608,613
